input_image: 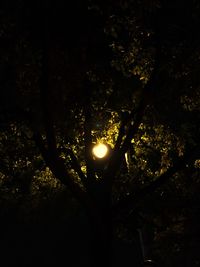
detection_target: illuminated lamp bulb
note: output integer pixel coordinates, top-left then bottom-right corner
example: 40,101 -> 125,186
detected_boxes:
92,143 -> 108,159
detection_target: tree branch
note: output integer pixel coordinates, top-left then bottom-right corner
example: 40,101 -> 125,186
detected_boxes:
112,146 -> 200,215
39,1 -> 57,154
83,78 -> 95,181
40,62 -> 57,153
103,9 -> 163,189
104,72 -> 156,190
0,159 -> 13,178
113,111 -> 133,152
33,132 -> 88,202
65,148 -> 89,188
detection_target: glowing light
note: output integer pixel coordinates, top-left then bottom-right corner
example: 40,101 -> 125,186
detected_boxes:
92,143 -> 108,159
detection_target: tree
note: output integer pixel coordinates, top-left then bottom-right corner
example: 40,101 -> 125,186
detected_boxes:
1,1 -> 200,266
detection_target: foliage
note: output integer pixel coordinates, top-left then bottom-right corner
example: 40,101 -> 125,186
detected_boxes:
1,0 -> 200,266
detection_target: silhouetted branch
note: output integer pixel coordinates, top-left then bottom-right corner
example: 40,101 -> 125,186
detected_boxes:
104,10 -> 163,189
113,111 -> 133,152
40,60 -> 57,153
83,78 -> 95,181
39,1 -> 57,154
112,146 -> 200,215
33,132 -> 88,202
64,148 -> 88,188
0,159 -> 12,177
104,71 -> 156,190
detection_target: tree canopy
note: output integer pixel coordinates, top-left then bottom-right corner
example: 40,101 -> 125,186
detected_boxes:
1,1 -> 200,266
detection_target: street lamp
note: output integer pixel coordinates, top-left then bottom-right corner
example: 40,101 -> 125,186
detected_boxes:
92,143 -> 108,159
91,142 -> 112,173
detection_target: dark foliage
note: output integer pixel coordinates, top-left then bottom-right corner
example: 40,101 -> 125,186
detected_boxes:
1,1 -> 200,266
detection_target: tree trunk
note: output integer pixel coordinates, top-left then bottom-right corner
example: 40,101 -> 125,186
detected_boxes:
88,206 -> 113,267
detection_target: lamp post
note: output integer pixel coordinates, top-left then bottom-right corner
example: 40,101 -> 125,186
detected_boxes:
91,142 -> 112,174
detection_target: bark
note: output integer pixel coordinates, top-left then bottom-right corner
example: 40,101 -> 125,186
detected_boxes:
88,206 -> 113,267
